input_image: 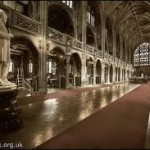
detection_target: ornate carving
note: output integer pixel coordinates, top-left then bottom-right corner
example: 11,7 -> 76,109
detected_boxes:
15,15 -> 40,34
49,28 -> 65,44
73,39 -> 83,50
86,44 -> 94,55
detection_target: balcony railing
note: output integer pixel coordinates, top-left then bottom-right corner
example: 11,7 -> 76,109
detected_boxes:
95,48 -> 103,58
86,44 -> 94,55
72,39 -> 83,51
48,27 -> 83,51
10,12 -> 41,35
104,53 -> 113,62
48,27 -> 66,44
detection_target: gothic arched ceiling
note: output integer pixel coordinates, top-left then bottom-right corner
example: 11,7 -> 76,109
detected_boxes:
101,1 -> 150,51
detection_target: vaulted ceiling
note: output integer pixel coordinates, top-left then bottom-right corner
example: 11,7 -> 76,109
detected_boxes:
101,1 -> 150,52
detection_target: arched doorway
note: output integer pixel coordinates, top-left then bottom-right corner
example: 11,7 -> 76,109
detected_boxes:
9,37 -> 38,90
96,60 -> 101,84
48,4 -> 75,37
109,64 -> 113,83
86,57 -> 94,85
69,53 -> 81,86
47,47 -> 66,88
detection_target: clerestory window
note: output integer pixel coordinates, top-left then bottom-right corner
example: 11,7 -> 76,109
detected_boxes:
87,7 -> 95,26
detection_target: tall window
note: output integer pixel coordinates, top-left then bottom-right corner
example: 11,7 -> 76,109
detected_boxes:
134,42 -> 150,66
62,1 -> 73,8
87,7 -> 95,26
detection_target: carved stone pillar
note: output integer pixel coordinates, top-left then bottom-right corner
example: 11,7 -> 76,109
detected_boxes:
81,1 -> 87,87
66,55 -> 70,88
93,60 -> 96,85
116,67 -> 118,82
107,65 -> 110,83
38,1 -> 48,92
101,63 -> 105,84
113,27 -> 116,61
120,37 -> 123,61
112,65 -> 116,83
102,18 -> 106,58
120,67 -> 123,82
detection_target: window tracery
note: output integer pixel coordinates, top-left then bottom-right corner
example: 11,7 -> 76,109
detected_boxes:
134,42 -> 150,66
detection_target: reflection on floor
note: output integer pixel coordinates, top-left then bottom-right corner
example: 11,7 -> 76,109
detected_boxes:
1,83 -> 140,149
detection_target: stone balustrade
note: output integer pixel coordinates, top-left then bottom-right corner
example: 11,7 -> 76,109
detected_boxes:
10,12 -> 41,35
86,44 -> 94,55
95,48 -> 103,59
8,11 -> 128,66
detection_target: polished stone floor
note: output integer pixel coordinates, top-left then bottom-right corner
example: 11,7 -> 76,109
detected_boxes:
1,83 -> 140,149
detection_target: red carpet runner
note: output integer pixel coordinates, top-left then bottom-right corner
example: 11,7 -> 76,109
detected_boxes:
36,83 -> 150,149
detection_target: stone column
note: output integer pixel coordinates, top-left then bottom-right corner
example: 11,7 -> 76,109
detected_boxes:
93,60 -> 96,85
120,37 -> 123,61
112,65 -> 116,83
66,55 -> 70,88
101,18 -> 106,58
38,1 -> 48,92
113,27 -> 116,61
125,45 -> 128,64
129,47 -> 132,64
81,1 -> 87,87
101,63 -> 105,84
120,67 -> 123,82
116,67 -> 118,82
107,65 -> 110,83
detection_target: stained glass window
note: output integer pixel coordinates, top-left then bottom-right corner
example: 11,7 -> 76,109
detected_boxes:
134,42 -> 150,66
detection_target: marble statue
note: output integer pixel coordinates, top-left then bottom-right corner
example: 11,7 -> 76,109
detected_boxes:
0,9 -> 14,86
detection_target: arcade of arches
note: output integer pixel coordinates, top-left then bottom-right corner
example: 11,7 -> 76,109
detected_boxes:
1,1 -> 150,89
2,1 -> 150,149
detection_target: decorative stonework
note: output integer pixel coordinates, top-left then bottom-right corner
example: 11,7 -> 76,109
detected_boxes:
11,12 -> 40,35
86,44 -> 94,55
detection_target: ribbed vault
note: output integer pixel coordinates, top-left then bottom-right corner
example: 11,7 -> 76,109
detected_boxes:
101,1 -> 150,52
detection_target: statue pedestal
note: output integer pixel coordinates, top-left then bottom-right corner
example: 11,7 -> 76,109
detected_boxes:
0,85 -> 22,131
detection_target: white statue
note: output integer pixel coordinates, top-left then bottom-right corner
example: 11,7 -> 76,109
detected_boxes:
0,9 -> 14,86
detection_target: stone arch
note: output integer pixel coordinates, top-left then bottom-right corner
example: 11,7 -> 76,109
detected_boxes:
48,4 -> 76,37
69,53 -> 82,86
47,47 -> 66,88
96,59 -> 102,84
10,36 -> 39,79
